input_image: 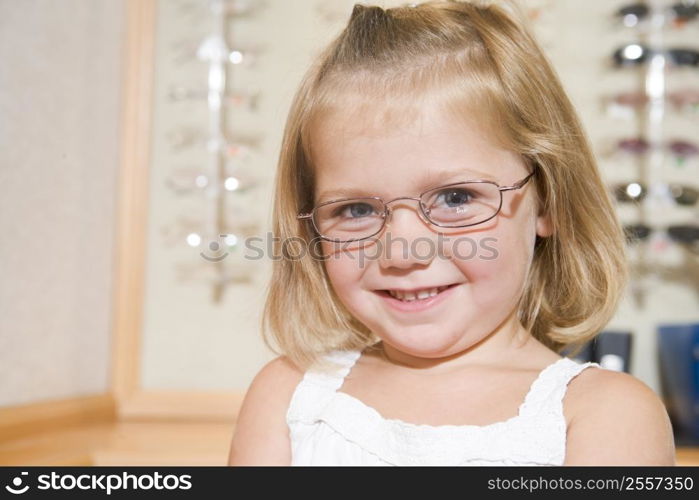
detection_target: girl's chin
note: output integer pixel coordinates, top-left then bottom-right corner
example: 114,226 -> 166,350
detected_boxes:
372,333 -> 466,359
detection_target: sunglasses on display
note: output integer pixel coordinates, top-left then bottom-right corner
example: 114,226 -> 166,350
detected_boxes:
175,0 -> 265,20
612,182 -> 699,205
165,126 -> 262,157
624,223 -> 699,249
606,88 -> 699,114
169,35 -> 264,67
612,137 -> 699,159
164,165 -> 258,197
613,44 -> 699,67
615,2 -> 699,27
168,85 -> 261,111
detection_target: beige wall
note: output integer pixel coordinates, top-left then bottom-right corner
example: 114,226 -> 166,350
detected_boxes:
0,0 -> 124,406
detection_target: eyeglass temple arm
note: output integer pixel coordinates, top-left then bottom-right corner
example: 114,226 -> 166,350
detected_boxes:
297,213 -> 312,219
499,171 -> 535,192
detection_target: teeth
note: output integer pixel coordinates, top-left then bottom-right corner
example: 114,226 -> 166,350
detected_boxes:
387,285 -> 449,301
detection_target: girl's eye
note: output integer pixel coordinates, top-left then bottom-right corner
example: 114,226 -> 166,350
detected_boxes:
334,202 -> 376,218
434,188 -> 475,207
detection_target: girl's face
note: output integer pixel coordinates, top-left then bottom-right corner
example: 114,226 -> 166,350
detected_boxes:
311,102 -> 552,362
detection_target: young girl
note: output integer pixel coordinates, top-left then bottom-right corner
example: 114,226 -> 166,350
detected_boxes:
229,0 -> 676,466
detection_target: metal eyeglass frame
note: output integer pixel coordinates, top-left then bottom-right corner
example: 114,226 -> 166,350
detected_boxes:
297,170 -> 536,243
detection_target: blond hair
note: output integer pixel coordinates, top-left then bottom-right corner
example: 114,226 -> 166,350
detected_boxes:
261,0 -> 628,370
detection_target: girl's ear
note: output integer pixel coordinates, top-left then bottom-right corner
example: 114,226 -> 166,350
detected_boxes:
535,212 -> 554,238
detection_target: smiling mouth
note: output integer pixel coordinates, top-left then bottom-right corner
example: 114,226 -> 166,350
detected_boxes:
375,283 -> 460,302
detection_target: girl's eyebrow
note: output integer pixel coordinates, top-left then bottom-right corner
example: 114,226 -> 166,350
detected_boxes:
421,167 -> 497,186
315,168 -> 497,204
315,187 -> 371,204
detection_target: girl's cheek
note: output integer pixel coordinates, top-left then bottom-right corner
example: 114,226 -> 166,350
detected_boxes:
441,234 -> 498,276
321,240 -> 379,272
322,245 -> 364,284
445,230 -> 528,281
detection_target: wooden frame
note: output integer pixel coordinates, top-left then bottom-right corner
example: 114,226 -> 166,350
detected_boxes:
111,0 -> 155,406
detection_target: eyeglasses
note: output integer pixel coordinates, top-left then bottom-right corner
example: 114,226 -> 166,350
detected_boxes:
297,171 -> 536,243
612,137 -> 699,159
612,44 -> 699,68
624,223 -> 699,250
168,85 -> 261,111
612,182 -> 699,205
605,88 -> 699,114
615,2 -> 699,27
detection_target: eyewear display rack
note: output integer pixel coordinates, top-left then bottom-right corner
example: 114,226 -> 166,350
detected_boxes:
164,0 -> 266,303
627,0 -> 698,306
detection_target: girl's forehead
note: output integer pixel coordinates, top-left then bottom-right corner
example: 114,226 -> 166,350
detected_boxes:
310,106 -> 515,172
309,94 -> 511,156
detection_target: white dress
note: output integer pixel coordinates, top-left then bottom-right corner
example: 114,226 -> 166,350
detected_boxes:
286,349 -> 602,466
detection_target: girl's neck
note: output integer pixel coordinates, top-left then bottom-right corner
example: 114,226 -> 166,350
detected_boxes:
374,312 -> 533,374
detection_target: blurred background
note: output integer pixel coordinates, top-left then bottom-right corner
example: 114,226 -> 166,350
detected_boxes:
0,0 -> 697,465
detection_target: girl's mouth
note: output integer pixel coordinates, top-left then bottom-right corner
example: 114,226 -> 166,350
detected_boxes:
373,283 -> 461,312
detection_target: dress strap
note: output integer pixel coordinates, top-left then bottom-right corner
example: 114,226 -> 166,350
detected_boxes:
286,349 -> 362,423
302,349 -> 362,391
518,357 -> 602,418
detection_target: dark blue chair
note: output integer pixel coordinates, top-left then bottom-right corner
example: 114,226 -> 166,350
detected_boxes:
562,331 -> 633,373
657,323 -> 699,445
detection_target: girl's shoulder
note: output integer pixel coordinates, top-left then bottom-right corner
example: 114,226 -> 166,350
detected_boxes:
246,355 -> 306,401
563,366 -> 676,465
564,366 -> 662,418
228,356 -> 305,465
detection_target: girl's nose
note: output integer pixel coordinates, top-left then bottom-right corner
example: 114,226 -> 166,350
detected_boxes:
377,201 -> 437,270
